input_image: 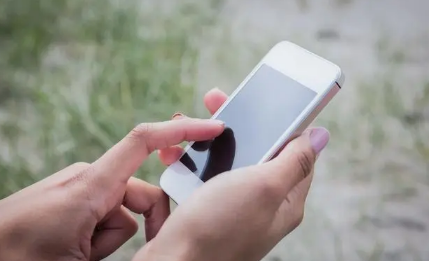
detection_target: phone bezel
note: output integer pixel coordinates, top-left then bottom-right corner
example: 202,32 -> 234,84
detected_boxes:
160,41 -> 343,205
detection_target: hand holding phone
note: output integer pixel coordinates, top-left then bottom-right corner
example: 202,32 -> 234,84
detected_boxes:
160,41 -> 344,204
134,125 -> 330,261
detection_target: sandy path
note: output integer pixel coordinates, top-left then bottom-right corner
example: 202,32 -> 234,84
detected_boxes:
195,1 -> 429,260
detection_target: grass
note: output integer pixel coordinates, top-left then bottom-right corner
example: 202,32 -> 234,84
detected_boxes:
0,0 -> 223,199
1,2 -> 429,260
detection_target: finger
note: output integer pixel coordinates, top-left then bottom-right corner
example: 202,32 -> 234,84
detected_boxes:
204,87 -> 228,115
158,88 -> 228,165
90,118 -> 225,186
156,112 -> 187,165
123,177 -> 170,241
271,171 -> 314,237
285,169 -> 314,205
264,127 -> 329,200
158,146 -> 184,166
90,206 -> 138,261
144,191 -> 170,241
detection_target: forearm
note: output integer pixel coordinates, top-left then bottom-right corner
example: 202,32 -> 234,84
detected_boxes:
132,239 -> 194,261
0,200 -> 41,261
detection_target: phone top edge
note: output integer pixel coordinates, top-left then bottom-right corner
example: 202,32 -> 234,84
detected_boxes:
265,41 -> 343,93
336,71 -> 345,88
336,82 -> 342,89
274,40 -> 344,84
273,41 -> 343,69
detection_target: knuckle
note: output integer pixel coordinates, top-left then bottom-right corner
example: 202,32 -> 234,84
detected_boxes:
256,175 -> 283,199
127,217 -> 139,236
70,162 -> 91,170
291,207 -> 305,229
150,185 -> 168,204
67,166 -> 92,187
60,166 -> 105,221
152,185 -> 164,197
131,123 -> 154,140
293,151 -> 314,179
130,123 -> 156,150
256,179 -> 274,197
247,165 -> 284,200
140,181 -> 165,201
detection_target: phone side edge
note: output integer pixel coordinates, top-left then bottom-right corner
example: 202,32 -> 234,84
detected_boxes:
259,82 -> 341,164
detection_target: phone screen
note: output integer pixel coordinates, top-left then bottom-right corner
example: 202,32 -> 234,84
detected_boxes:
179,64 -> 317,182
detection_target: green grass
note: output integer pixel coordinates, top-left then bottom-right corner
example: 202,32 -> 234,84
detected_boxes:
2,2 -> 429,260
0,0 -> 223,199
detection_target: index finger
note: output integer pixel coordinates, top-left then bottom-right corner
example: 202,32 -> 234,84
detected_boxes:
91,118 -> 224,186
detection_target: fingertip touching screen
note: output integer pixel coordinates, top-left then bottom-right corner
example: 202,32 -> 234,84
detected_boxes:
179,64 -> 317,182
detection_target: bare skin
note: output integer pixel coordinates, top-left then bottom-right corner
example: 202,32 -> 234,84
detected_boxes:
0,88 -> 330,261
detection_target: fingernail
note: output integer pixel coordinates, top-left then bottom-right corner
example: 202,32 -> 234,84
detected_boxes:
211,119 -> 225,127
309,127 -> 330,154
172,112 -> 185,119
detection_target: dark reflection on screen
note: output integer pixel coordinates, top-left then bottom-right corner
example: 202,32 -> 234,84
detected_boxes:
179,128 -> 236,182
179,64 -> 317,182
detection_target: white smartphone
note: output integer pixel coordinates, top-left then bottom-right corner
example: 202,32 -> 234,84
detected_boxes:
160,41 -> 344,205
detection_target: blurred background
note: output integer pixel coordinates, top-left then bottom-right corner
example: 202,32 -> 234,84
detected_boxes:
1,0 -> 428,260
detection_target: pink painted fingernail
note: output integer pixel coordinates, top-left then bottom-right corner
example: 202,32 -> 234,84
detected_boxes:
309,127 -> 330,154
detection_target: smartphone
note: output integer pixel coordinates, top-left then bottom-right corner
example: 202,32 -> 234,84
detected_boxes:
160,41 -> 344,204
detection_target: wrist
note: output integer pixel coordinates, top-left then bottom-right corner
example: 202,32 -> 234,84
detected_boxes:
0,208 -> 19,261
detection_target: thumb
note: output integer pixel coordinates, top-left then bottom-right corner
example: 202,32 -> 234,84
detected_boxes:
265,127 -> 330,198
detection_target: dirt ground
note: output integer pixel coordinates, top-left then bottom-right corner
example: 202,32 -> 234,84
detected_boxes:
195,0 -> 429,260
